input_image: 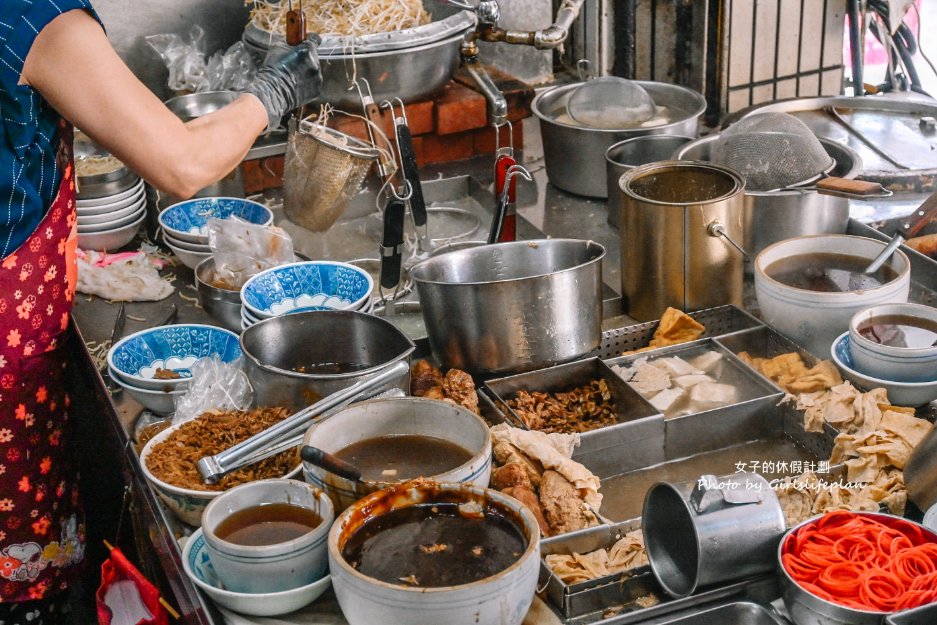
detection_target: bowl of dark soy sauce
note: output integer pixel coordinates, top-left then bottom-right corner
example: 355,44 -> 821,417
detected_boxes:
849,302 -> 937,383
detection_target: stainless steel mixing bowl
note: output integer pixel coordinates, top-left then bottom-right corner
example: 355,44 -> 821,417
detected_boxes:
239,310 -> 415,411
409,238 -> 605,375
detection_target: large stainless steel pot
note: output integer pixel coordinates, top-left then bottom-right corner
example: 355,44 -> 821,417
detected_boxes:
532,81 -> 706,198
675,135 -> 861,261
239,310 -> 415,411
409,239 -> 605,375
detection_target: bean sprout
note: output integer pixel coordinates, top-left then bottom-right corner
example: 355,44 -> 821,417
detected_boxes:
247,0 -> 430,38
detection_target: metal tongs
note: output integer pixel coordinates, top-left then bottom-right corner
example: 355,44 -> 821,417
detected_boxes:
383,98 -> 430,255
488,163 -> 531,244
196,360 -> 409,484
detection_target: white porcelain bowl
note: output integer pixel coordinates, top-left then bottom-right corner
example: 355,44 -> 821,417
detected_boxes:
754,235 -> 910,356
201,479 -> 334,594
328,482 -> 540,625
139,422 -> 303,526
76,196 -> 145,226
831,333 -> 937,406
303,397 -> 492,512
76,178 -> 144,209
76,205 -> 144,232
165,237 -> 212,270
848,303 -> 937,383
76,184 -> 145,215
107,365 -> 186,415
77,213 -> 144,252
163,231 -> 211,253
182,528 -> 332,617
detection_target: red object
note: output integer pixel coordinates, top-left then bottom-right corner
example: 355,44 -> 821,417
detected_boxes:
494,153 -> 517,243
0,119 -> 85,603
96,546 -> 168,625
782,511 -> 937,613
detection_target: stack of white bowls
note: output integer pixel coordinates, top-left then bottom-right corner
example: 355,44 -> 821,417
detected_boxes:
76,175 -> 145,251
158,198 -> 274,270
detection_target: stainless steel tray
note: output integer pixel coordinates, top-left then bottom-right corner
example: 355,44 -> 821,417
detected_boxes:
885,602 -> 937,625
605,339 -> 785,462
483,357 -> 665,472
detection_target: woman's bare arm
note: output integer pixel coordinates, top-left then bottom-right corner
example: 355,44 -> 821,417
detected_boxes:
21,9 -> 268,199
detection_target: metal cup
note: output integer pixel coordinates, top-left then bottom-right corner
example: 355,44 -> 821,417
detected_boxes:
605,135 -> 693,228
619,161 -> 746,320
642,473 -> 786,598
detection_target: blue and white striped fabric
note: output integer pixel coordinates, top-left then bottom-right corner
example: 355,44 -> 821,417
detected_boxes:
0,0 -> 99,259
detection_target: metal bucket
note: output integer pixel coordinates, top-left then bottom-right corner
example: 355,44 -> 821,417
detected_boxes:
619,161 -> 746,321
239,310 -> 415,411
674,135 -> 860,263
643,473 -> 786,599
409,238 -> 605,375
605,135 -> 693,228
532,81 -> 705,198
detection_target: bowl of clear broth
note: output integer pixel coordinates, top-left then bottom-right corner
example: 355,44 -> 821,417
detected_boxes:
200,478 -> 334,594
302,397 -> 492,512
754,235 -> 910,356
328,480 -> 540,625
848,302 -> 937,383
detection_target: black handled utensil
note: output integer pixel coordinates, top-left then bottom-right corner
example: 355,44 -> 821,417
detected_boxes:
380,197 -> 406,290
864,189 -> 937,274
300,445 -> 363,483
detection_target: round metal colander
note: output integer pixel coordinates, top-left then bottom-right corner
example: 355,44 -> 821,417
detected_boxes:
283,121 -> 380,232
566,77 -> 656,129
711,112 -> 835,192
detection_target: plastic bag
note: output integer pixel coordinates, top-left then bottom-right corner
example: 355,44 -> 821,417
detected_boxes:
207,218 -> 295,289
173,356 -> 253,424
147,26 -> 257,93
146,26 -> 210,93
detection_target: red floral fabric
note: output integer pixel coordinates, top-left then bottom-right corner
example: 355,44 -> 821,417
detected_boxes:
0,120 -> 84,603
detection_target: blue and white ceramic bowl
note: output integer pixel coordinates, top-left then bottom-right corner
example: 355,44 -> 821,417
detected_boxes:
831,333 -> 937,407
158,197 -> 273,244
182,528 -> 331,617
108,323 -> 241,391
107,365 -> 186,416
240,261 -> 373,319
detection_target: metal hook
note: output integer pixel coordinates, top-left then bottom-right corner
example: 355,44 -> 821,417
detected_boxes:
494,119 -> 513,155
388,179 -> 413,202
576,58 -> 593,82
498,164 -> 532,202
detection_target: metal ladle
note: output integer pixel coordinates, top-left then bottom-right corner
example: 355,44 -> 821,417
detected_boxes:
864,189 -> 937,274
300,445 -> 364,484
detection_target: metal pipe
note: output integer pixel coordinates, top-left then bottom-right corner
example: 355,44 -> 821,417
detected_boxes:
535,0 -> 585,49
847,0 -> 864,96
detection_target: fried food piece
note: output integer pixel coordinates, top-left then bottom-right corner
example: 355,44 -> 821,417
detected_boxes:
507,379 -> 617,435
740,351 -> 842,394
540,470 -> 591,535
503,486 -> 551,537
648,307 -> 705,348
492,441 -> 543,489
410,360 -> 443,396
491,463 -> 533,491
441,368 -> 479,414
154,368 -> 182,380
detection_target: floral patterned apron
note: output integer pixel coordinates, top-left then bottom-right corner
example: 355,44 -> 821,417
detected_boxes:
0,119 -> 84,603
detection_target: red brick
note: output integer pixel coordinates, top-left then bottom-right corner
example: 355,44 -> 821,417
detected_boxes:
435,82 -> 488,135
453,65 -> 535,123
421,132 -> 474,165
402,101 -> 434,135
241,156 -> 284,193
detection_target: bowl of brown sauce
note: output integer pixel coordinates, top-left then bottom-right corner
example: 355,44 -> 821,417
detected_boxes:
302,397 -> 492,512
754,235 -> 910,356
328,480 -> 540,625
200,478 -> 334,594
848,302 -> 937,383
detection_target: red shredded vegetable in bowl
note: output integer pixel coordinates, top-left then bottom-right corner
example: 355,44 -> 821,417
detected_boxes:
781,511 -> 937,613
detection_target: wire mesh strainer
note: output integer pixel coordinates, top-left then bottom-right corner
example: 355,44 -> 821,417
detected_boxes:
283,119 -> 380,232
711,113 -> 835,192
566,77 -> 656,129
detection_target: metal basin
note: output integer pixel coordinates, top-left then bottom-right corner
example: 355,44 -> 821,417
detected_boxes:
533,81 -> 706,198
409,239 -> 605,375
164,91 -> 239,121
675,135 -> 862,260
194,257 -> 241,333
239,310 -> 415,410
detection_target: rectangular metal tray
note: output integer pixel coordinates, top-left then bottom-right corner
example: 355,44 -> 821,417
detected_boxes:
592,305 -> 766,361
885,602 -> 937,625
605,339 -> 785,461
635,600 -> 788,625
483,358 -> 665,471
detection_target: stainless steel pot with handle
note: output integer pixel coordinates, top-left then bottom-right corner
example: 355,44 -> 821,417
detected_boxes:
409,238 -> 605,375
675,135 -> 862,261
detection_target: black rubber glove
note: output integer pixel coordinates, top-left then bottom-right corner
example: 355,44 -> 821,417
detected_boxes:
246,35 -> 323,131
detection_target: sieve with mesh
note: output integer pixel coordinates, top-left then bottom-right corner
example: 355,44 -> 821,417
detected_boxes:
711,113 -> 835,192
282,119 -> 380,232
566,77 -> 656,129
